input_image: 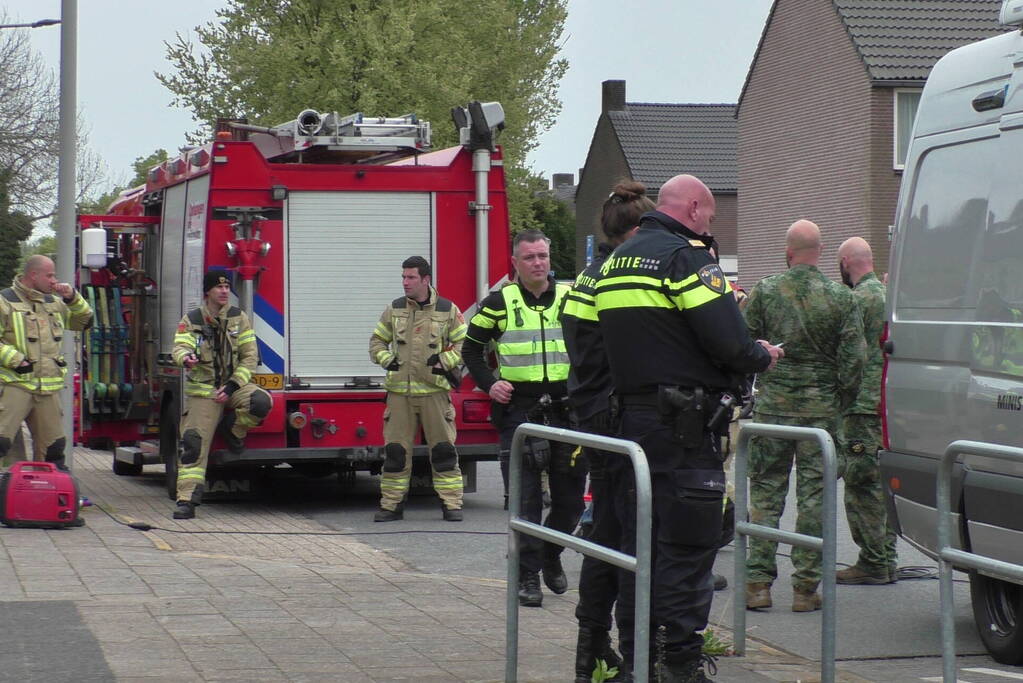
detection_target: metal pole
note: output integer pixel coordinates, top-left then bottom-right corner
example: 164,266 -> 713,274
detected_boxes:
733,427 -> 750,656
57,0 -> 77,469
505,427 -> 523,683
473,149 -> 490,303
937,446 -> 957,683
820,428 -> 838,682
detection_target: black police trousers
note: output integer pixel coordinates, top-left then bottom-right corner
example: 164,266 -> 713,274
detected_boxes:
611,405 -> 725,667
497,400 -> 587,574
574,409 -> 621,632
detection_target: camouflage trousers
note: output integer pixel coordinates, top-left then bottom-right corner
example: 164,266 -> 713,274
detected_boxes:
746,413 -> 836,592
839,414 -> 897,573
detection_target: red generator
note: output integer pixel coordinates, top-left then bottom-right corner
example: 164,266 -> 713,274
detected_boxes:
0,462 -> 80,528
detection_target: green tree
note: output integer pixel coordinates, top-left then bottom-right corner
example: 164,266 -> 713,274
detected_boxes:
528,188 -> 575,279
157,0 -> 567,231
129,149 -> 169,188
0,171 -> 36,286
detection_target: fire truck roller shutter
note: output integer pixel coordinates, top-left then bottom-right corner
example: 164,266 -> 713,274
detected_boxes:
286,191 -> 432,388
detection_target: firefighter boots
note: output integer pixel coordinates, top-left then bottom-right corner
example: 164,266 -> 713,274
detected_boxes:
441,504 -> 463,522
374,504 -> 404,522
543,557 -> 569,594
518,571 -> 543,607
172,502 -> 195,520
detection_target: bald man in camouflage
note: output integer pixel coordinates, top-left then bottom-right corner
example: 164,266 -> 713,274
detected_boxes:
835,237 -> 898,585
743,220 -> 865,613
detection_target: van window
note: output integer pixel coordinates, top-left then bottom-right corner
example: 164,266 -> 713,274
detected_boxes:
896,137 -> 995,314
975,160 -> 1023,322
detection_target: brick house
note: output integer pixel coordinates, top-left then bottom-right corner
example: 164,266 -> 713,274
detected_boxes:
574,80 -> 739,274
737,0 -> 1005,285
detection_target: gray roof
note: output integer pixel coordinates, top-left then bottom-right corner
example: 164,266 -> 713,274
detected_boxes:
608,103 -> 737,193
833,0 -> 1007,81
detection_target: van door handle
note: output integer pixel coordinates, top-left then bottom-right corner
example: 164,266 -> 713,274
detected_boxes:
883,340 -> 894,354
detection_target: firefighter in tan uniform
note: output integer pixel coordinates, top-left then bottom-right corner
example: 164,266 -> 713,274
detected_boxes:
170,270 -> 271,520
0,255 -> 92,469
369,256 -> 467,522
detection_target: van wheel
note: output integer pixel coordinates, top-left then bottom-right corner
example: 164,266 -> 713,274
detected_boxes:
160,409 -> 179,501
970,571 -> 1023,664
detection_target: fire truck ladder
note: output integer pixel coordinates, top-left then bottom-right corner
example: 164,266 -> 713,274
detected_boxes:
228,108 -> 432,162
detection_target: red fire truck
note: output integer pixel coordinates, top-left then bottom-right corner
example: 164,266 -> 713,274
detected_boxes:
76,102 -> 509,499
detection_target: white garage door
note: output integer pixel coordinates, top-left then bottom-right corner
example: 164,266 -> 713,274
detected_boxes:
287,191 -> 433,387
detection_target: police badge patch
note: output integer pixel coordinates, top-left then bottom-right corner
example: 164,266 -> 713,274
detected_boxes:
697,264 -> 727,294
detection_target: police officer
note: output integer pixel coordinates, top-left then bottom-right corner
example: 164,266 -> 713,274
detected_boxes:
595,175 -> 781,682
0,255 -> 92,468
563,181 -> 652,682
835,237 -> 897,584
170,270 -> 272,520
463,229 -> 587,608
369,256 -> 467,522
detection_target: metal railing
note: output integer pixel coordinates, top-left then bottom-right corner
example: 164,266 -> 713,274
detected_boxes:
937,440 -> 1023,683
732,422 -> 839,683
505,423 -> 652,683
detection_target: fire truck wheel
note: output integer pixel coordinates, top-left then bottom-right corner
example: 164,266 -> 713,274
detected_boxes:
160,409 -> 180,501
112,457 -> 143,476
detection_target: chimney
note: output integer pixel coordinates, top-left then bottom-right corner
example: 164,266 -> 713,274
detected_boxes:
552,173 -> 574,189
602,80 -> 626,114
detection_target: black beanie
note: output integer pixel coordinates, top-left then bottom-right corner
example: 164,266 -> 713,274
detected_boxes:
204,270 -> 231,294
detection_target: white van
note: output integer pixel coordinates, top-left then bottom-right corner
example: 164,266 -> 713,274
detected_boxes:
882,0 -> 1023,665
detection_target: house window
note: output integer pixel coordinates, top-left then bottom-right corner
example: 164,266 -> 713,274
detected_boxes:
894,89 -> 922,170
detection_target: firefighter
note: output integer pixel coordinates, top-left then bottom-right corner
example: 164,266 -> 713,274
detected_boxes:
463,229 -> 588,608
170,270 -> 271,520
369,256 -> 467,522
594,175 -> 782,682
0,255 -> 92,469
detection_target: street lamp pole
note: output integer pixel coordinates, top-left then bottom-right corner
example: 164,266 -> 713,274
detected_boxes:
56,0 -> 77,469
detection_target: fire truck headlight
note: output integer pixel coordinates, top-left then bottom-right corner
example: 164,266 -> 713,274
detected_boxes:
260,242 -> 271,257
225,242 -> 237,257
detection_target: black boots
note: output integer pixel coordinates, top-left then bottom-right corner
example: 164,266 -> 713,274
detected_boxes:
172,501 -> 195,519
518,571 -> 542,607
659,654 -> 718,683
575,626 -> 624,683
542,557 -> 569,594
441,504 -> 463,522
373,504 -> 404,522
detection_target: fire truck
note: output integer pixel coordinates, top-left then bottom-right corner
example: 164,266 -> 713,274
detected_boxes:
76,102 -> 509,499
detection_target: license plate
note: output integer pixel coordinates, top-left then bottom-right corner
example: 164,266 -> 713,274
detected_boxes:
253,373 -> 283,390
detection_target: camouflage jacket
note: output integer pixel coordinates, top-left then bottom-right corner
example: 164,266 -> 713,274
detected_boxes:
744,264 -> 865,417
847,272 -> 886,416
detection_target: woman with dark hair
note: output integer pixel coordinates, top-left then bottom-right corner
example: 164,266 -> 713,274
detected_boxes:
562,180 -> 653,682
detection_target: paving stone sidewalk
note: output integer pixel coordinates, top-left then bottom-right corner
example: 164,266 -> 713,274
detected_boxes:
0,448 -> 865,682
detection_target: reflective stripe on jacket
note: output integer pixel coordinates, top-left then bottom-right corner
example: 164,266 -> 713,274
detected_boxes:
172,305 -> 258,398
495,282 -> 570,383
368,287 -> 466,395
0,280 -> 93,394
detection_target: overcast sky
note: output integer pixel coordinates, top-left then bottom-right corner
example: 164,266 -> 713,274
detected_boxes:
7,0 -> 772,191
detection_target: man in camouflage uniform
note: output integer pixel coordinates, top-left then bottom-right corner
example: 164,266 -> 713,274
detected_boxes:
171,270 -> 271,520
743,220 -> 865,612
369,256 -> 467,522
0,255 -> 92,469
835,237 -> 898,584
